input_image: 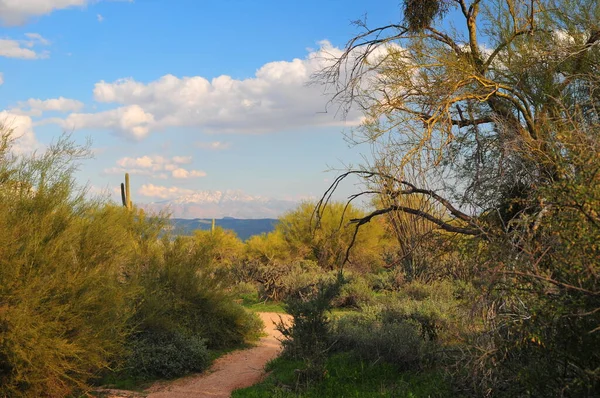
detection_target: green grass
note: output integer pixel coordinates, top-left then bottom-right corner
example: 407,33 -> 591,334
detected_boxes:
232,352 -> 454,398
329,307 -> 360,318
238,293 -> 287,313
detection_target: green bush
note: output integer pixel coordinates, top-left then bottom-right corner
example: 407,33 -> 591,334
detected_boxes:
132,235 -> 263,350
278,276 -> 343,383
0,135 -> 137,397
125,330 -> 210,380
330,309 -> 427,369
0,132 -> 265,395
334,274 -> 375,308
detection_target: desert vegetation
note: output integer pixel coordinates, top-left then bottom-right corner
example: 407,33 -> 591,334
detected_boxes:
0,130 -> 262,397
235,0 -> 600,396
1,1 -> 598,397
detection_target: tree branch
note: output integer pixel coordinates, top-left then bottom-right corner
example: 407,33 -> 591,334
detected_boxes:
350,205 -> 483,236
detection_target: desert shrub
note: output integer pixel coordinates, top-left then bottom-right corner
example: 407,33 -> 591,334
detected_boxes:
191,227 -> 245,284
333,274 -> 375,308
330,310 -> 426,370
328,279 -> 476,374
132,235 -> 263,350
124,330 -> 209,380
278,276 -> 344,383
377,280 -> 476,345
232,281 -> 261,303
248,259 -> 333,302
369,268 -> 405,292
0,135 -> 138,397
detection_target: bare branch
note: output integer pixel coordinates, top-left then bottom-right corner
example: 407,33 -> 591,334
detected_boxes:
350,205 -> 483,236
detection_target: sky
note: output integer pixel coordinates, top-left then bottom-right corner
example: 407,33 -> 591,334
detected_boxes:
0,0 -> 404,209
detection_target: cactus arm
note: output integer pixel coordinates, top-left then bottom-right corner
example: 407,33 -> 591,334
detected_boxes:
121,183 -> 127,207
125,173 -> 132,210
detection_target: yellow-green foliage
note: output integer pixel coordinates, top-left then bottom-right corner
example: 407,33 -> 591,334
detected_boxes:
192,226 -> 245,270
0,136 -> 137,397
132,235 -> 262,350
276,201 -> 393,271
0,132 -> 263,395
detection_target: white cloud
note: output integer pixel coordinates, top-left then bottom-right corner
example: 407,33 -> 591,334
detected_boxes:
0,39 -> 41,59
0,111 -> 42,153
171,168 -> 206,179
0,72 -> 3,85
139,184 -> 195,200
63,104 -> 155,140
0,0 -> 88,26
172,155 -> 192,164
14,97 -> 84,117
107,155 -> 205,180
96,13 -> 103,22
116,155 -> 169,171
195,141 -> 231,150
0,33 -> 50,59
54,41 -> 361,139
24,32 -> 50,45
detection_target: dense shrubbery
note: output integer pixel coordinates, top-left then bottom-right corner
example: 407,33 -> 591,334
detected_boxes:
331,310 -> 426,370
0,132 -> 262,396
125,330 -> 210,380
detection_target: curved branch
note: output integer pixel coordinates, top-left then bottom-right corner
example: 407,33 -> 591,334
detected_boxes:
350,205 -> 483,236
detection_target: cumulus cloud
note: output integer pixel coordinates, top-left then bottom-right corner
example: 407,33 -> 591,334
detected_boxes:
172,168 -> 206,179
0,111 -> 42,153
0,33 -> 50,59
0,0 -> 88,26
139,184 -> 195,200
195,141 -> 231,150
96,13 -> 103,22
63,104 -> 155,140
13,97 -> 84,117
0,39 -> 42,59
54,41 -> 363,140
0,72 -> 3,85
107,155 -> 206,179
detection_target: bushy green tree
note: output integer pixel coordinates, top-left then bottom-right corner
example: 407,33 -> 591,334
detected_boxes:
277,201 -> 391,272
0,132 -> 137,397
318,0 -> 599,395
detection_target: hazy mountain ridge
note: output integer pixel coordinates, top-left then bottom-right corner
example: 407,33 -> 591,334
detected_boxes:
140,189 -> 298,219
170,218 -> 278,240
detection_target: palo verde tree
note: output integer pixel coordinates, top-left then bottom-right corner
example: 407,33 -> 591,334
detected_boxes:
316,0 -> 599,395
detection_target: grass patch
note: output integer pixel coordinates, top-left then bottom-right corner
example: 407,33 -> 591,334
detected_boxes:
238,292 -> 287,313
232,352 -> 454,397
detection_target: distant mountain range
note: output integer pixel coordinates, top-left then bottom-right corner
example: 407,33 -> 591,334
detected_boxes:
140,189 -> 298,219
169,217 -> 278,240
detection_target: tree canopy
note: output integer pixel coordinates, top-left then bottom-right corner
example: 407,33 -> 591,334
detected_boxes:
315,0 -> 599,395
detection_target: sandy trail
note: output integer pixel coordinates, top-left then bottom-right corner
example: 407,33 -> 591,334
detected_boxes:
102,312 -> 290,398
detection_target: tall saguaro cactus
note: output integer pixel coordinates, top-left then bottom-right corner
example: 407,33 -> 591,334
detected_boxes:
120,173 -> 132,210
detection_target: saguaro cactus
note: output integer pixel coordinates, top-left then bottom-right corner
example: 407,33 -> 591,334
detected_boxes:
120,173 -> 132,210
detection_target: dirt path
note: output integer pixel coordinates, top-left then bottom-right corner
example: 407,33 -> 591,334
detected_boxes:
101,312 -> 290,398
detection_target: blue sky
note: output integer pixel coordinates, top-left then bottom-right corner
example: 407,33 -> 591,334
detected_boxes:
0,0 -> 403,208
